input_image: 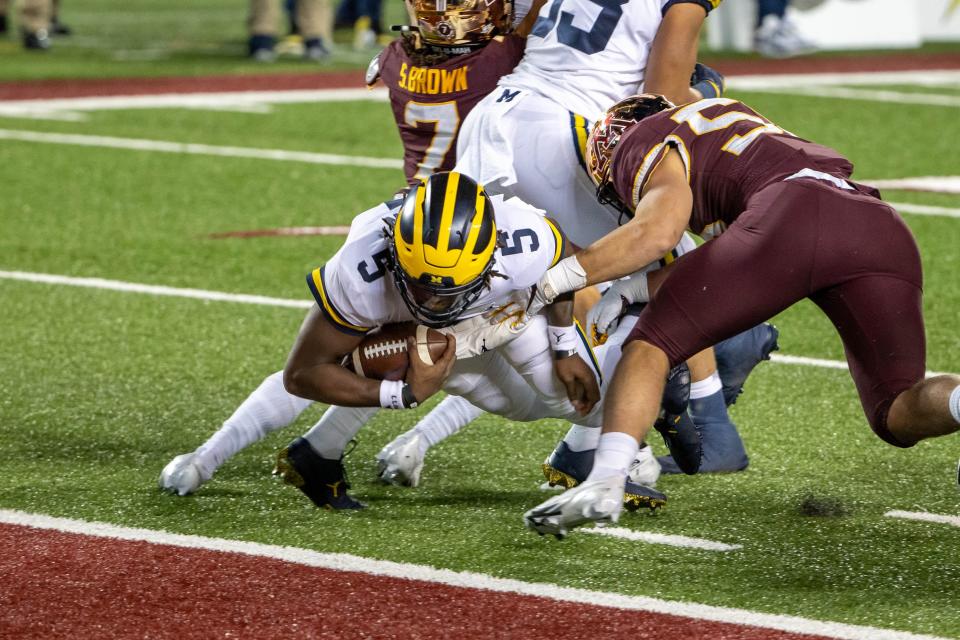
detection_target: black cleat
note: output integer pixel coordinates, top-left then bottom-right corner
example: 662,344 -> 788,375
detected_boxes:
274,438 -> 365,510
653,410 -> 702,475
662,362 -> 691,416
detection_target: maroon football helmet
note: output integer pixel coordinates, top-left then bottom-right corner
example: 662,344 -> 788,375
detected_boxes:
585,94 -> 675,220
407,0 -> 513,49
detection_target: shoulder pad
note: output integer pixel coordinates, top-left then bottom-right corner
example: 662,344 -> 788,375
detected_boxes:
365,53 -> 382,86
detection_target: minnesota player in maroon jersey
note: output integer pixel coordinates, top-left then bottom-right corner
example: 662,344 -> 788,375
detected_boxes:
523,95 -> 960,537
366,0 -> 527,185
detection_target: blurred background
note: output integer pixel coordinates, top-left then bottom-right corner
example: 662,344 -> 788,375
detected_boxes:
0,0 -> 957,82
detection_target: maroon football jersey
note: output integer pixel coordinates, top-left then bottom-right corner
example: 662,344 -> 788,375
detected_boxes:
372,35 -> 525,186
610,99 -> 859,239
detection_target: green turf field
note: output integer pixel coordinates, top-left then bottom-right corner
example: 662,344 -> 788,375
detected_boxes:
2,48 -> 960,640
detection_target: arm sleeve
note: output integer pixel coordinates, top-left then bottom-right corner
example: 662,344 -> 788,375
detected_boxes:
661,0 -> 721,16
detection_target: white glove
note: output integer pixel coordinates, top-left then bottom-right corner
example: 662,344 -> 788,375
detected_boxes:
527,256 -> 588,317
439,301 -> 531,359
586,272 -> 649,345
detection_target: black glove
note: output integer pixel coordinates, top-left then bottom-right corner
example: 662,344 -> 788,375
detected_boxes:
690,62 -> 725,99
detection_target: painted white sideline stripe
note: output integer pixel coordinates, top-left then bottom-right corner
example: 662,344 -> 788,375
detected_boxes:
3,127 -> 960,208
0,270 -> 312,310
769,354 -> 949,379
0,509 -> 947,640
873,177 -> 960,196
0,88 -> 391,120
885,510 -> 960,529
726,69 -> 960,91
0,129 -> 404,171
581,526 -> 742,551
890,202 -> 960,219
736,86 -> 960,109
2,270 -> 955,378
0,70 -> 954,120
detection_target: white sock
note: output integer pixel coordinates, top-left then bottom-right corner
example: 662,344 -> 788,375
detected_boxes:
303,405 -> 380,459
561,424 -> 601,452
950,386 -> 960,425
413,395 -> 483,447
194,371 -> 313,478
690,371 -> 723,400
587,432 -> 639,481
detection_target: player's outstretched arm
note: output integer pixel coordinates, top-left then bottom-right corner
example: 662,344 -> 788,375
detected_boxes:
576,149 -> 692,286
283,306 -> 383,406
644,3 -> 709,105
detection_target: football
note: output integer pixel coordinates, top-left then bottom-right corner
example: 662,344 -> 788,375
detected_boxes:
344,322 -> 448,381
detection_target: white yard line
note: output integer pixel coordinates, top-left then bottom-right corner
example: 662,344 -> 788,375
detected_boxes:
0,88 -> 390,120
0,128 -> 403,170
890,202 -> 960,218
1,269 -> 955,378
875,177 -> 960,196
0,509 -> 949,640
4,128 -> 960,206
884,510 -> 960,529
732,86 -> 960,108
725,69 -> 960,91
0,269 -> 312,310
0,70 -> 955,120
769,354 -> 950,379
581,526 -> 742,551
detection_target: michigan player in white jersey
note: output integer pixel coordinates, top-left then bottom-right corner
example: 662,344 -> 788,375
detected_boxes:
274,172 -> 669,511
455,0 -> 722,248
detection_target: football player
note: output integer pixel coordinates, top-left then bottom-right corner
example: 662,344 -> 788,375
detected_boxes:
440,0 -> 773,480
277,171 -> 672,511
159,0 -> 529,498
369,0 -> 527,185
523,95 -> 960,537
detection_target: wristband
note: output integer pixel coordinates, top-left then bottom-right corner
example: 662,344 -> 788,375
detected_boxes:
401,383 -> 419,409
553,349 -> 579,360
547,324 -> 579,352
379,379 -> 405,409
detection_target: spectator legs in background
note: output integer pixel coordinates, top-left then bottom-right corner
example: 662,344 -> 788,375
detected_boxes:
20,0 -> 53,50
50,0 -> 70,35
298,0 -> 333,60
754,0 -> 816,58
248,0 -> 280,61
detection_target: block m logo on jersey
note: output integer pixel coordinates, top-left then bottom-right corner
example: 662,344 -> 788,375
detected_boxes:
497,89 -> 521,103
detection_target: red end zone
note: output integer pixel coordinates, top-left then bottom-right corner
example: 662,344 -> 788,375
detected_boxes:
0,522 -> 832,640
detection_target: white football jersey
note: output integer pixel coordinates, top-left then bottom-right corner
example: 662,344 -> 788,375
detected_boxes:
307,195 -> 564,335
501,0 -> 709,121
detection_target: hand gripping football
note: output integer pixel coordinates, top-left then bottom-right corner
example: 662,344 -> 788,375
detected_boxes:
344,323 -> 448,381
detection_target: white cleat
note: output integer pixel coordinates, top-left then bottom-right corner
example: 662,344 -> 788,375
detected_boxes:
375,432 -> 426,488
523,475 -> 626,539
627,445 -> 661,487
158,453 -> 207,496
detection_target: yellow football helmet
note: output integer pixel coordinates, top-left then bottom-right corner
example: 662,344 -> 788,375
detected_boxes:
406,0 -> 513,49
388,171 -> 497,327
585,94 -> 675,221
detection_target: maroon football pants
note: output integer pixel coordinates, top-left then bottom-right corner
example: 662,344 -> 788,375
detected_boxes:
629,178 -> 925,446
